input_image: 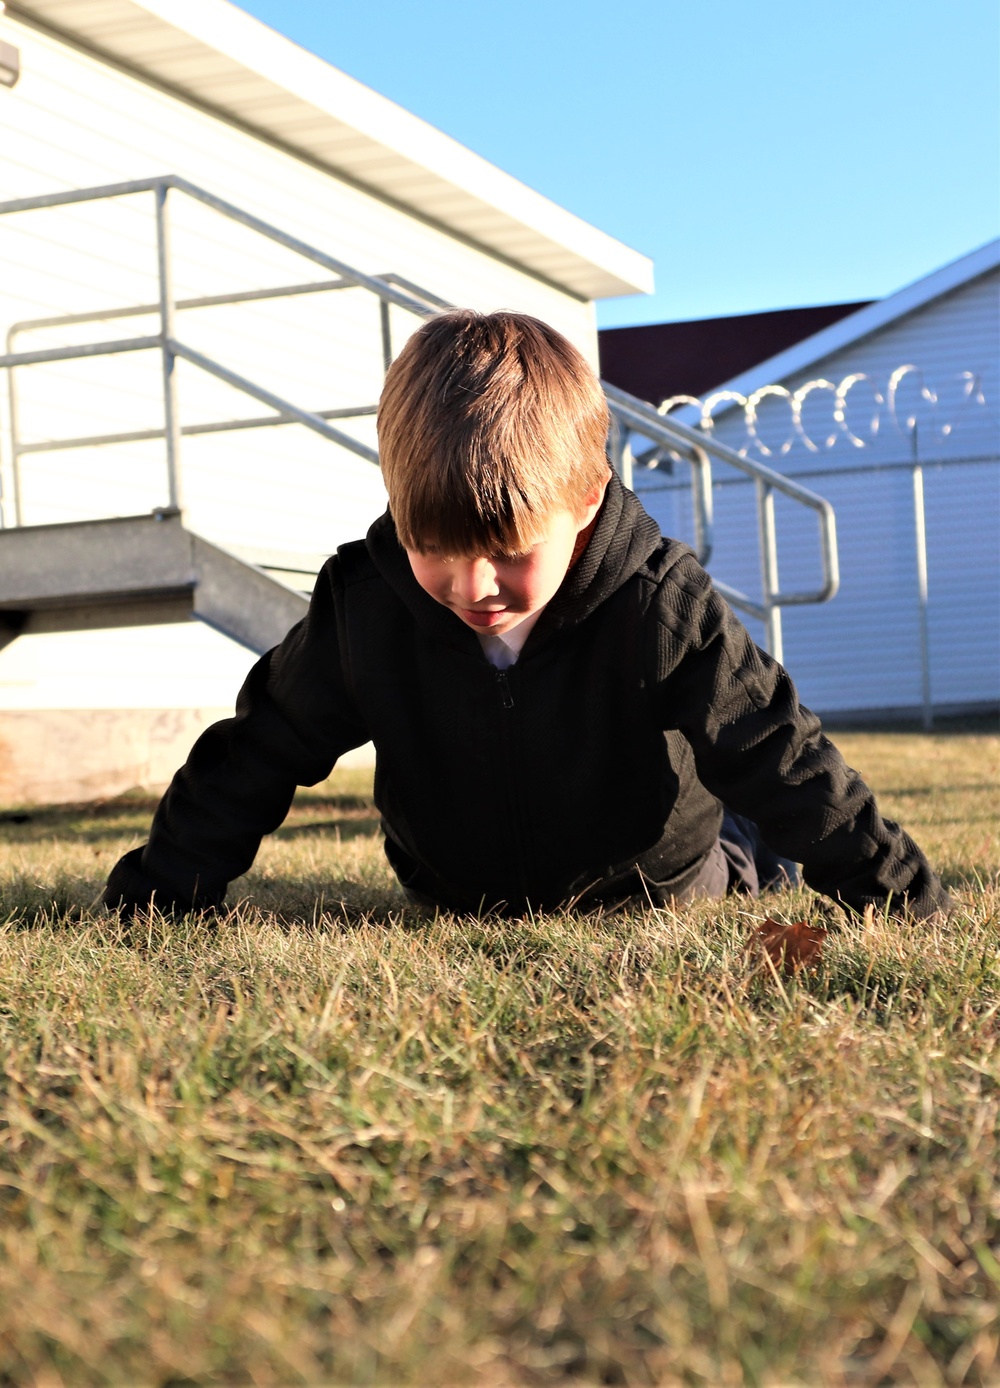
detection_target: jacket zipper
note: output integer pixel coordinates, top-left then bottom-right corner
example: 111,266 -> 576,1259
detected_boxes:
496,669 -> 514,710
494,668 -> 531,900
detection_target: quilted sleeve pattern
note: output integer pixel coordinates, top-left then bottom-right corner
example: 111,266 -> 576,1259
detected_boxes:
647,554 -> 951,919
103,557 -> 370,917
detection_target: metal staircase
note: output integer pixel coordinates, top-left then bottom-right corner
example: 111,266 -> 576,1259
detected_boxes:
0,510 -> 308,655
0,175 -> 839,660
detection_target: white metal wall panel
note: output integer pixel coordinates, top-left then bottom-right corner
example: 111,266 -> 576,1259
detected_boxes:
0,14 -> 600,717
634,270 -> 1000,716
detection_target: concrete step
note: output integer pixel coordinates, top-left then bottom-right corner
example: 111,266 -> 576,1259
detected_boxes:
0,510 -> 310,654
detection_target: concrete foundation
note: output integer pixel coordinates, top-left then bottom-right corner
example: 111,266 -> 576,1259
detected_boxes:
0,709 -> 375,806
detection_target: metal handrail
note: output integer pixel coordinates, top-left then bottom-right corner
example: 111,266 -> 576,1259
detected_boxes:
602,383 -> 840,660
0,174 -> 437,522
0,175 -> 439,317
0,174 -> 840,658
605,387 -> 714,567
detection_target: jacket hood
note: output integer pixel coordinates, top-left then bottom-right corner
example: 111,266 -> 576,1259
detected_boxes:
364,471 -> 666,651
539,471 -> 664,632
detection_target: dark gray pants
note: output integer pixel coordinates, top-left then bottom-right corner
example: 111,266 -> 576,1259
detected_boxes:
715,808 -> 800,896
575,809 -> 800,911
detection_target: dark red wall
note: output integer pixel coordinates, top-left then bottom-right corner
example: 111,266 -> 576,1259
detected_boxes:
598,302 -> 872,405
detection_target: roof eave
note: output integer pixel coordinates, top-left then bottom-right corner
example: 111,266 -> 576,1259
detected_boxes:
7,0 -> 654,300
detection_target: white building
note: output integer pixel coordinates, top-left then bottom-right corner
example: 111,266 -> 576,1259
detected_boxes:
631,242 -> 1000,722
0,0 -> 652,801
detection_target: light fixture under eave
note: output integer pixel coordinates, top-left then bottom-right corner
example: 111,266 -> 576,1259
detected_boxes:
0,40 -> 20,88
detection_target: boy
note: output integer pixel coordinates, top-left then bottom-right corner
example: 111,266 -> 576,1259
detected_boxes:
104,310 -> 949,920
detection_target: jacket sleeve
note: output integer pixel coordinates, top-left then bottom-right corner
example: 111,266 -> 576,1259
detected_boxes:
648,554 -> 951,919
103,556 -> 370,917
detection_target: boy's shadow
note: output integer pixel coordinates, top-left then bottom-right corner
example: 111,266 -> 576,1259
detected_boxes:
271,817 -> 381,842
232,877 -> 416,931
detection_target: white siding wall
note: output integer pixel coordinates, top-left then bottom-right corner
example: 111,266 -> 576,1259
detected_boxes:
0,14 -> 598,719
634,270 -> 1000,716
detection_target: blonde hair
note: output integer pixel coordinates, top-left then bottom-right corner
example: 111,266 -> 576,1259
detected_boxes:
377,309 -> 610,554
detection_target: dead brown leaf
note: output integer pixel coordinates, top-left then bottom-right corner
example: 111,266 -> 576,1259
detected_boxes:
746,917 -> 827,976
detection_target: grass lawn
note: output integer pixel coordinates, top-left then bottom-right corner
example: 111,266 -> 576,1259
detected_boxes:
0,726 -> 996,1385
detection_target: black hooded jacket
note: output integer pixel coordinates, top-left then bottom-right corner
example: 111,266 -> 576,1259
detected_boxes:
104,475 -> 949,918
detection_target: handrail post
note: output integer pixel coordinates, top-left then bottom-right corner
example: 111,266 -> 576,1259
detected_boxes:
608,409 -> 633,490
154,181 -> 182,512
911,426 -> 933,730
756,478 -> 783,663
690,444 -> 713,565
4,328 -> 24,526
379,298 -> 392,374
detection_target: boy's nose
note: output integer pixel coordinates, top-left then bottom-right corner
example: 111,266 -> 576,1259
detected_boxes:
452,557 -> 500,605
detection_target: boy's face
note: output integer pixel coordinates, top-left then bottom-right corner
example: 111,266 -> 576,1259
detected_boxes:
405,479 -> 607,637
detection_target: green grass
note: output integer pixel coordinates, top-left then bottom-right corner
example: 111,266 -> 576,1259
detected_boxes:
0,731 -> 997,1385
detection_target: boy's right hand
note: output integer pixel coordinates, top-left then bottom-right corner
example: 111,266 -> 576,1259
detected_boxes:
102,845 -> 225,920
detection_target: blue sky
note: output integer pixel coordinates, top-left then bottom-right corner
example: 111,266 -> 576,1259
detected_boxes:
234,0 -> 999,328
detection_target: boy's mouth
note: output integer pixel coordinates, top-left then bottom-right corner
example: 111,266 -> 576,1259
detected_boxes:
459,608 -> 507,629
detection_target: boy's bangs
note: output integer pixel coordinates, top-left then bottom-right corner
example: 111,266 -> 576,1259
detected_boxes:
378,308 -> 612,557
399,463 -> 544,557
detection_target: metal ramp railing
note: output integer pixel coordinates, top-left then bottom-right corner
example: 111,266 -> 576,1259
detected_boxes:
0,175 -> 838,660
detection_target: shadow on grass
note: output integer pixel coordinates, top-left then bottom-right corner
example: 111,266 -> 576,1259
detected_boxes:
936,866 -> 1000,895
823,712 -> 999,735
0,792 -> 161,845
270,817 -> 382,842
876,784 -> 996,800
0,887 -> 413,937
0,791 -> 381,848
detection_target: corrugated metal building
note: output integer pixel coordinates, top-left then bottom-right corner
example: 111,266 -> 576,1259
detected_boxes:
617,243 -> 1000,721
0,0 -> 652,800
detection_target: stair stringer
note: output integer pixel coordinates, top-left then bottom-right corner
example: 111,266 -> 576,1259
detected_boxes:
0,511 -> 310,655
